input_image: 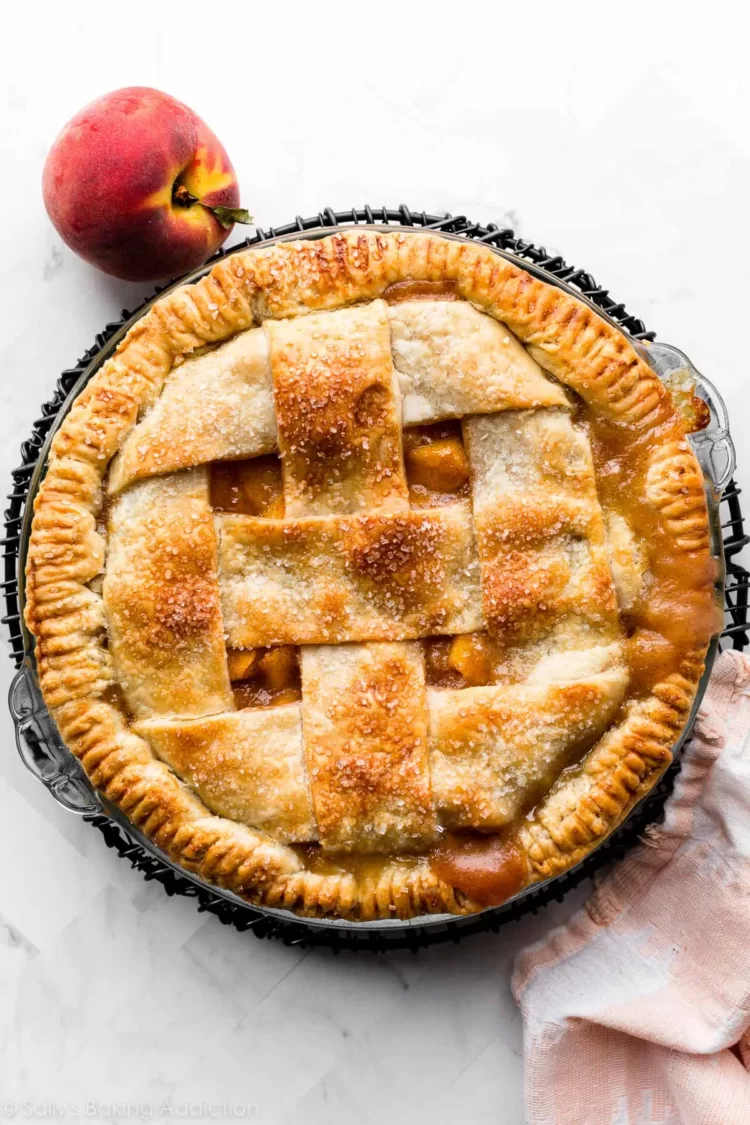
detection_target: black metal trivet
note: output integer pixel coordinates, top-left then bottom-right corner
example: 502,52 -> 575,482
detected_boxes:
4,206 -> 748,952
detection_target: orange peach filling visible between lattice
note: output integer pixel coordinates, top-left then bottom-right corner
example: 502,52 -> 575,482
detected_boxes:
403,422 -> 470,507
210,455 -> 284,517
228,645 -> 302,708
423,634 -> 504,689
229,634 -> 504,709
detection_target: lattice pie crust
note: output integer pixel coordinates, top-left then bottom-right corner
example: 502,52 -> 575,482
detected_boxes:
24,231 -> 717,920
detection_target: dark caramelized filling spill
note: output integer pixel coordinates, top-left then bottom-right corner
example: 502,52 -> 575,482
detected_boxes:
96,493 -> 113,539
210,455 -> 284,517
582,403 -> 722,694
384,279 -> 459,303
228,645 -> 301,708
292,844 -> 422,878
403,421 -> 470,507
430,831 -> 527,907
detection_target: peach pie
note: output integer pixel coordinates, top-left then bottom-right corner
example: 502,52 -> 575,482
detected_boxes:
24,231 -> 720,920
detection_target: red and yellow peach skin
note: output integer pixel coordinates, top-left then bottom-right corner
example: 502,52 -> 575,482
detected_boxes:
43,87 -> 244,282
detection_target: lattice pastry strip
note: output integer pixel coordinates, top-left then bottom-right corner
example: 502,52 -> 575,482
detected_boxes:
109,327 -> 276,494
463,408 -> 621,651
216,505 -> 483,648
134,705 -> 315,844
300,642 -> 438,852
429,651 -> 628,830
388,298 -> 568,424
267,301 -> 409,516
102,467 -> 232,720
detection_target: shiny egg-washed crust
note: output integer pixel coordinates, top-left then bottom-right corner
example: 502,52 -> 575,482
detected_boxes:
24,230 -> 712,921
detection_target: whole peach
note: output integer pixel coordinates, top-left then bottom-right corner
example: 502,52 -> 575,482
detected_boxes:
42,87 -> 249,282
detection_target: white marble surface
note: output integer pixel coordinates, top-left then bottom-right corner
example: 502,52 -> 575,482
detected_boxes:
2,6 -> 750,1123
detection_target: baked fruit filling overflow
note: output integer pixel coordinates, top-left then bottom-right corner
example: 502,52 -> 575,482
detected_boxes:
25,231 -> 721,920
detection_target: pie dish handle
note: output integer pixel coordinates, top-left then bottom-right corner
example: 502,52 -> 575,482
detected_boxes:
8,664 -> 103,815
638,339 -> 736,495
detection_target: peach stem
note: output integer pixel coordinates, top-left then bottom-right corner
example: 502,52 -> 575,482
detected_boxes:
171,180 -> 253,230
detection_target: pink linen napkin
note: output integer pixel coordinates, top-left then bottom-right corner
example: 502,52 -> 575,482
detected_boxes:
513,650 -> 750,1125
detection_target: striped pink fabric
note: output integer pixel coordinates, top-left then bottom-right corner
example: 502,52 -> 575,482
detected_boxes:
513,650 -> 750,1125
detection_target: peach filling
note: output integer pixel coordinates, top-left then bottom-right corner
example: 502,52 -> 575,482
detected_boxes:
424,633 -> 503,689
384,279 -> 459,303
228,645 -> 301,708
430,832 -> 527,907
625,629 -> 681,696
585,407 -> 722,692
403,422 -> 470,507
210,455 -> 284,517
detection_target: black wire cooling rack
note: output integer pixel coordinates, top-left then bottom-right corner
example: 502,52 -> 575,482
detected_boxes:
4,206 -> 749,953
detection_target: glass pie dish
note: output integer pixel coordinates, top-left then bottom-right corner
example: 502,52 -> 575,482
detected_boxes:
8,223 -> 735,934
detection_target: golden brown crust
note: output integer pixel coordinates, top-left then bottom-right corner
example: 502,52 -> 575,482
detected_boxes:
24,230 -> 714,921
518,654 -> 704,882
103,468 -> 233,719
217,506 -> 482,647
108,326 -> 277,494
463,409 -> 620,644
134,706 -> 316,844
386,298 -> 569,423
429,665 -> 628,830
300,642 -> 437,852
268,300 -> 408,516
